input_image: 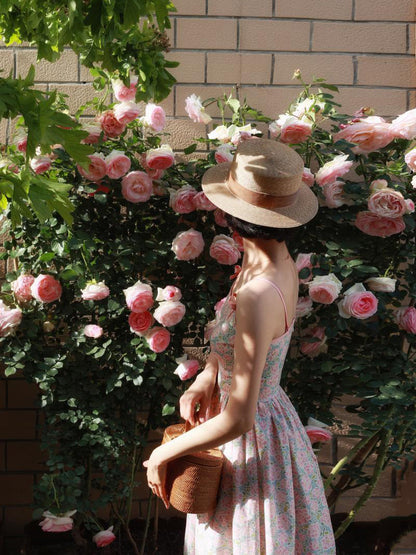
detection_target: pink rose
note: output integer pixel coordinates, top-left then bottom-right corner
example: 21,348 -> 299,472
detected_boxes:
121,171 -> 153,203
193,191 -> 217,211
112,76 -> 138,102
0,300 -> 22,337
105,150 -> 131,179
214,209 -> 228,227
169,185 -> 198,214
99,110 -> 126,138
368,188 -> 407,219
215,144 -> 234,164
296,296 -> 313,318
355,211 -> 406,237
295,253 -> 314,284
156,286 -> 182,302
315,155 -> 353,187
124,281 -> 153,313
370,179 -> 389,193
145,145 -> 175,170
405,148 -> 416,172
309,274 -> 342,305
154,301 -> 186,327
172,229 -> 205,261
322,181 -> 350,208
11,274 -> 35,302
174,356 -> 199,380
208,124 -> 232,142
81,282 -> 110,301
15,132 -> 27,152
391,107 -> 416,140
84,324 -> 104,338
147,168 -> 165,182
142,103 -> 166,132
77,153 -> 107,182
185,94 -> 212,124
365,277 -> 396,293
129,311 -> 153,335
146,327 -> 171,353
334,116 -> 395,153
113,101 -> 141,125
276,115 -> 312,144
209,235 -> 241,265
338,284 -> 378,319
405,199 -> 415,213
30,156 -> 52,174
302,167 -> 315,187
81,123 -> 102,144
93,526 -> 116,548
305,426 -> 332,444
31,274 -> 62,303
395,307 -> 416,334
300,326 -> 327,358
39,510 -> 76,533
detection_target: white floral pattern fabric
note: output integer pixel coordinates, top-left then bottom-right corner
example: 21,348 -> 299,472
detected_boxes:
184,283 -> 336,554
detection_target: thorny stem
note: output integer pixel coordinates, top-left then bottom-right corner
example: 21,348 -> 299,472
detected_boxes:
113,504 -> 140,555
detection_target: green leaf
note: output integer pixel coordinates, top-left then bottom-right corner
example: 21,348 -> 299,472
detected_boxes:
162,404 -> 175,416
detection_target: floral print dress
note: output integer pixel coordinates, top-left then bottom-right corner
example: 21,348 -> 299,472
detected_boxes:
184,278 -> 336,554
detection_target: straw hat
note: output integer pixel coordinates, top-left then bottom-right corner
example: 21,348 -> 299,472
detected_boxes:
202,138 -> 318,228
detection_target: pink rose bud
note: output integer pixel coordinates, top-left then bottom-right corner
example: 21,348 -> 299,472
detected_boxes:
395,306 -> 416,334
129,311 -> 153,335
355,211 -> 406,237
154,301 -> 186,327
145,145 -> 175,170
365,277 -> 396,293
146,327 -> 171,353
295,252 -> 314,284
112,76 -> 138,102
15,130 -> 28,152
169,185 -> 198,214
193,191 -> 217,211
300,326 -> 327,358
0,300 -> 22,337
302,167 -> 315,187
391,107 -> 416,140
367,188 -> 407,219
215,144 -> 234,164
296,296 -> 313,318
105,150 -> 131,179
185,94 -> 212,124
124,281 -> 153,313
214,209 -> 228,227
305,426 -> 332,444
81,282 -> 110,301
405,148 -> 416,172
369,179 -> 389,193
142,103 -> 166,132
11,274 -> 35,302
172,229 -> 205,261
99,110 -> 126,138
31,274 -> 62,303
81,122 -> 102,144
77,153 -> 107,182
30,156 -> 52,174
113,101 -> 141,125
275,114 -> 313,144
405,198 -> 415,214
156,286 -> 182,302
338,283 -> 378,320
93,526 -> 116,548
39,510 -> 76,533
315,155 -> 353,187
209,235 -> 241,265
174,356 -> 199,380
333,116 -> 395,153
308,274 -> 342,305
121,171 -> 153,203
84,324 -> 104,338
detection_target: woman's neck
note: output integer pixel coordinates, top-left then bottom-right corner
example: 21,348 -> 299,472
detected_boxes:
241,238 -> 290,273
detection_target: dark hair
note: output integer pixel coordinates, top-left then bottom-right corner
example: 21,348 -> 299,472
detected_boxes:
225,214 -> 298,243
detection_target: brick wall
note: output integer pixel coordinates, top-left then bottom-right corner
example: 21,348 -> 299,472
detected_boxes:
1,0 -> 416,552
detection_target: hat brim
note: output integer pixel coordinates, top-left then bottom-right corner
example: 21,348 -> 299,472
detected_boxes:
202,163 -> 319,228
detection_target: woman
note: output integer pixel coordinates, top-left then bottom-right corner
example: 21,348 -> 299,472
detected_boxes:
144,139 -> 336,554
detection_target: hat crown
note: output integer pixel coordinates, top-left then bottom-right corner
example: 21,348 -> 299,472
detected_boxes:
230,139 -> 304,197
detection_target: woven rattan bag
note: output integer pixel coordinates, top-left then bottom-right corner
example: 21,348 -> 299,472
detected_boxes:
162,422 -> 224,514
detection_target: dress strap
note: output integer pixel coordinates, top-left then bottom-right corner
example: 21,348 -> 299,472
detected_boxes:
253,277 -> 289,332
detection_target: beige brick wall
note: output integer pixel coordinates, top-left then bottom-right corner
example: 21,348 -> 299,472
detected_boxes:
1,0 -> 416,550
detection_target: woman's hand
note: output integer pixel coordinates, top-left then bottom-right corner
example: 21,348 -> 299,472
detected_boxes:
179,370 -> 216,426
143,448 -> 169,509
